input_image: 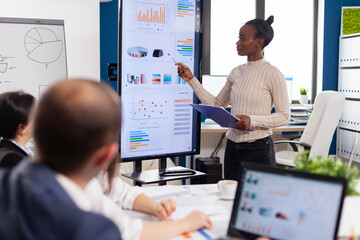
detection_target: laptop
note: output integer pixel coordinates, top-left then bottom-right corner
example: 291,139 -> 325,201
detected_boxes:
217,162 -> 347,240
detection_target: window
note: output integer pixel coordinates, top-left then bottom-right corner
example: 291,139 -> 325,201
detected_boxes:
265,0 -> 314,101
207,0 -> 320,102
210,0 -> 255,75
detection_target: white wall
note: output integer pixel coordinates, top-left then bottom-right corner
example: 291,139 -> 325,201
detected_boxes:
0,0 -> 100,80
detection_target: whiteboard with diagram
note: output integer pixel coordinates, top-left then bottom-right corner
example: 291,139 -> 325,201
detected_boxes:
0,17 -> 67,99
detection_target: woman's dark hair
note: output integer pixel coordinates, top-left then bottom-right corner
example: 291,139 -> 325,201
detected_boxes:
105,153 -> 121,194
0,91 -> 35,139
245,15 -> 274,48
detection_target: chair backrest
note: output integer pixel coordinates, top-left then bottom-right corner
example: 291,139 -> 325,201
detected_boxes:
300,91 -> 345,159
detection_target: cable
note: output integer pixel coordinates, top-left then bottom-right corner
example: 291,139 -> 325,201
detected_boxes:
210,133 -> 226,158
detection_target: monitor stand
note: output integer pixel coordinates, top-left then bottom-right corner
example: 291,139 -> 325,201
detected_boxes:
121,157 -> 206,186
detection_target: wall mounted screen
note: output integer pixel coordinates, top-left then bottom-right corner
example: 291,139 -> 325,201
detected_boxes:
119,0 -> 202,161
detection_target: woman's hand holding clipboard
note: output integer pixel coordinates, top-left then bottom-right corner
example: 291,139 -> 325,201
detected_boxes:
190,104 -> 252,131
234,114 -> 251,131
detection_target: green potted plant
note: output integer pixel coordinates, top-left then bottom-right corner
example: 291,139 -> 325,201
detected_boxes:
299,88 -> 308,104
294,150 -> 359,196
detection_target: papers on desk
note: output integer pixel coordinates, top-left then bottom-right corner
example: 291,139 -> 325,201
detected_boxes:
187,184 -> 220,197
172,230 -> 216,240
338,196 -> 360,237
139,186 -> 190,200
171,205 -> 230,222
289,104 -> 312,125
135,184 -> 232,240
290,104 -> 313,111
141,185 -> 230,221
140,185 -> 220,200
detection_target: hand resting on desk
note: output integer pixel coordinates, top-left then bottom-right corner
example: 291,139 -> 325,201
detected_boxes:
180,211 -> 213,232
154,199 -> 176,220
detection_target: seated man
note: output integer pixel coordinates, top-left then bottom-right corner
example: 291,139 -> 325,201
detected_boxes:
0,79 -> 212,240
0,80 -> 122,239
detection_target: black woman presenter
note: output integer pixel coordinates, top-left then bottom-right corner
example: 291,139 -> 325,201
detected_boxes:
176,16 -> 290,180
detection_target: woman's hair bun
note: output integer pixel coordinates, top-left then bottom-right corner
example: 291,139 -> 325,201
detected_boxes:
266,15 -> 274,25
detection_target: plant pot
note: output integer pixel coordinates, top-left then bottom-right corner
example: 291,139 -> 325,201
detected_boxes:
299,95 -> 309,104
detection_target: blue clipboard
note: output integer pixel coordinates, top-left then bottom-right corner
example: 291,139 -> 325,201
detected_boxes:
190,104 -> 238,129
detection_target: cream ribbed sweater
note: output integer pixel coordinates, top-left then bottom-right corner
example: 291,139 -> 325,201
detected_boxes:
188,58 -> 290,143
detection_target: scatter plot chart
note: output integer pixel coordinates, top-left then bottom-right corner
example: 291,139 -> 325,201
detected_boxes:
133,96 -> 171,119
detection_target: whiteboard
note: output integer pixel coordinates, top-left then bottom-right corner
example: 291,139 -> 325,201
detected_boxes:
0,17 -> 67,99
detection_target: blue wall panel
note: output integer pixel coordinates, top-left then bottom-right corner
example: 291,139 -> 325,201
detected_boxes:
100,0 -> 119,92
323,0 -> 360,154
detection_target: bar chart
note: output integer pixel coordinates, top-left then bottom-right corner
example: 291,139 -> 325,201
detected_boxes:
177,39 -> 193,57
128,130 -> 150,150
137,1 -> 166,23
177,0 -> 195,18
163,74 -> 172,84
176,76 -> 187,84
152,74 -> 161,84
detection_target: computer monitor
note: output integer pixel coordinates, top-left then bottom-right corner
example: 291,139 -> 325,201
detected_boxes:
118,0 -> 202,162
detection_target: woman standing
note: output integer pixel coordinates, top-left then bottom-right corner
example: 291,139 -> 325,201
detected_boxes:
176,16 -> 290,180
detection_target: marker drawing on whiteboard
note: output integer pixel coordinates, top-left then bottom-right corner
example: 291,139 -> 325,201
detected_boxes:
24,27 -> 63,66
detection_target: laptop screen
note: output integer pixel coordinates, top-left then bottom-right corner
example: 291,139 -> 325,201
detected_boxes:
231,166 -> 345,240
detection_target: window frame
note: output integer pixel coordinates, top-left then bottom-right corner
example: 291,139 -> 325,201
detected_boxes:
201,0 -> 320,103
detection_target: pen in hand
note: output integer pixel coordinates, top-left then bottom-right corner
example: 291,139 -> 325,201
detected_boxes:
168,53 -> 177,64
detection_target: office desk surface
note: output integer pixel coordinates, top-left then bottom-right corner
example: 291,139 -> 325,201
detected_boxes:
124,184 -> 232,239
123,184 -> 357,240
201,123 -> 306,133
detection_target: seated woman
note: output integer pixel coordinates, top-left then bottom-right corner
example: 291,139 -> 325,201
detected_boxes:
85,156 -> 211,240
88,159 -> 270,240
0,91 -> 36,168
99,156 -> 176,220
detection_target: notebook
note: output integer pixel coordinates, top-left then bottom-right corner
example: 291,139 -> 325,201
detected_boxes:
217,162 -> 347,240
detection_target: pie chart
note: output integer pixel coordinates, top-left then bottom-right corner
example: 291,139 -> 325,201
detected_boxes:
24,27 -> 63,64
127,46 -> 148,58
0,55 -> 7,73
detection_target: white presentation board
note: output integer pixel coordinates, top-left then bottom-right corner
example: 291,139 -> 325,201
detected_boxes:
0,18 -> 67,99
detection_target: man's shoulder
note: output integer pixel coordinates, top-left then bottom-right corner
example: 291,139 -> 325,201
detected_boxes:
75,212 -> 122,239
0,162 -> 122,240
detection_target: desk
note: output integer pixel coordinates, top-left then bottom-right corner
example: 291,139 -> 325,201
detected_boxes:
201,123 -> 306,133
124,184 -> 232,239
124,184 -> 356,240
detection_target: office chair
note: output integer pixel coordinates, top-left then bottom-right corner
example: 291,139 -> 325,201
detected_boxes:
275,91 -> 345,167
